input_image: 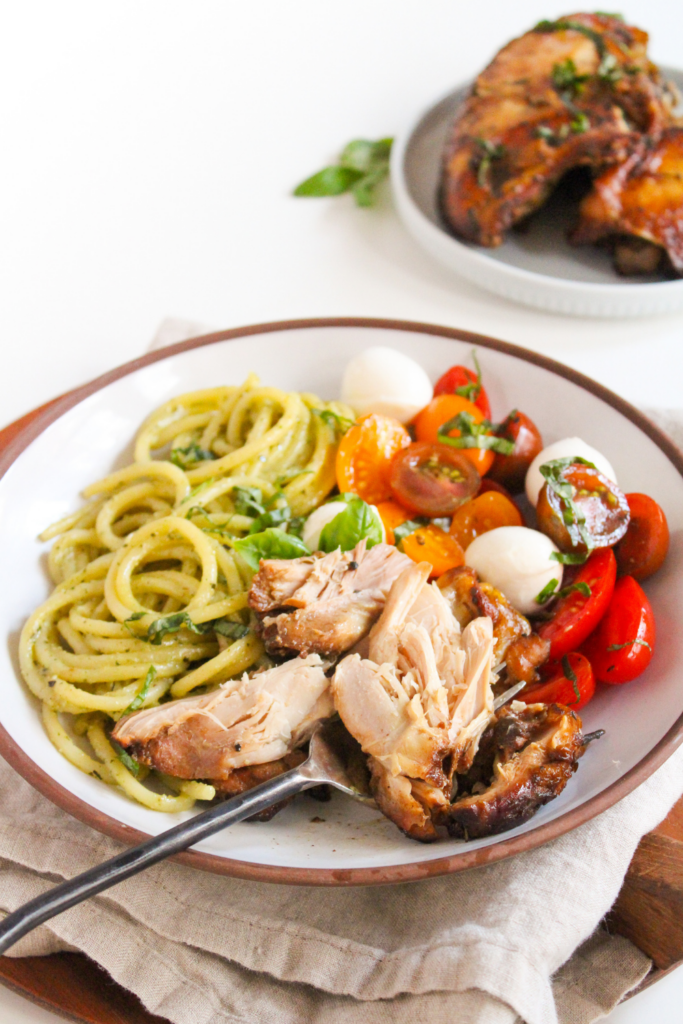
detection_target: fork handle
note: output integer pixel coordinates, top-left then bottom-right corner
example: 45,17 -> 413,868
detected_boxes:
0,767 -> 314,955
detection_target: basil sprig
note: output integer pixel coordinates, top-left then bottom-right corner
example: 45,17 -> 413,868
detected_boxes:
319,496 -> 383,553
233,528 -> 311,570
294,137 -> 393,208
539,456 -> 597,551
437,412 -> 515,455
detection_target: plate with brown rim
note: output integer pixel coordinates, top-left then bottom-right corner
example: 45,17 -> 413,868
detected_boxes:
1,317 -> 682,885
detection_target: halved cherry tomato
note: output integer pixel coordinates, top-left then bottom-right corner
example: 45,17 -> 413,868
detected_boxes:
336,413 -> 411,506
488,410 -> 543,494
537,548 -> 617,661
389,442 -> 480,516
614,493 -> 669,581
433,365 -> 492,419
400,524 -> 465,579
517,652 -> 595,711
413,395 -> 495,475
536,461 -> 630,554
581,575 -> 655,684
375,499 -> 411,545
449,491 -> 523,549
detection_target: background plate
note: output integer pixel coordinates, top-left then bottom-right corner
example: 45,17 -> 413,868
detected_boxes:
0,318 -> 682,885
392,69 -> 683,317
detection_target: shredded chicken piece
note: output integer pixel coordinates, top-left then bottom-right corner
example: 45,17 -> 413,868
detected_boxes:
112,654 -> 332,780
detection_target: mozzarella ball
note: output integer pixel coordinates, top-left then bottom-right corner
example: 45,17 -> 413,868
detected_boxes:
465,526 -> 562,615
341,347 -> 433,424
302,501 -> 385,552
525,437 -> 617,507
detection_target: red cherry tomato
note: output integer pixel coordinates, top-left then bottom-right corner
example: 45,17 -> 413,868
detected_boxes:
487,410 -> 544,494
537,548 -> 617,661
433,365 -> 491,419
389,441 -> 481,516
517,652 -> 595,711
615,493 -> 670,581
581,575 -> 655,684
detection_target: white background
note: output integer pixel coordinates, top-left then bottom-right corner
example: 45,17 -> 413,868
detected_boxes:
1,1 -> 682,1020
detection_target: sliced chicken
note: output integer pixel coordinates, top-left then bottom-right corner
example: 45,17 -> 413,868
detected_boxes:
249,541 -> 412,658
111,654 -> 332,780
571,127 -> 683,275
441,12 -> 674,247
332,563 -> 495,841
442,702 -> 585,839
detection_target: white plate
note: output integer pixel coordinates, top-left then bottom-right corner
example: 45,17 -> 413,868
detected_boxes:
1,318 -> 682,885
392,69 -> 683,318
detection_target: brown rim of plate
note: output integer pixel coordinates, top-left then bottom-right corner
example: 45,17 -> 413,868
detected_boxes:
1,316 -> 682,887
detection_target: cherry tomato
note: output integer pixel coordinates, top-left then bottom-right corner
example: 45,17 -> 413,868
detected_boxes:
433,365 -> 492,419
414,395 -> 494,475
614,493 -> 669,581
581,575 -> 655,684
449,490 -> 523,549
537,548 -> 617,661
336,413 -> 411,506
477,477 -> 517,501
488,410 -> 543,494
536,461 -> 630,554
375,499 -> 410,545
517,652 -> 595,711
400,524 -> 465,579
389,442 -> 480,516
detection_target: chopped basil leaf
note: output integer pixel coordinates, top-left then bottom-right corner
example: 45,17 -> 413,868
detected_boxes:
122,665 -> 157,716
393,517 -> 429,545
552,58 -> 590,97
570,112 -> 590,133
535,578 -> 560,604
454,350 -> 484,402
294,137 -> 393,208
437,411 -> 515,454
233,528 -> 311,571
475,138 -> 505,188
534,19 -> 607,57
557,581 -> 592,600
312,408 -> 354,436
319,497 -> 383,553
607,638 -> 652,652
146,611 -> 210,645
539,457 -> 597,551
170,442 -> 217,470
288,515 -> 306,539
535,123 -> 570,145
561,654 -> 581,704
248,505 -> 291,535
186,478 -> 216,502
213,620 -> 250,640
111,740 -> 141,777
127,611 -> 146,621
232,486 -> 266,518
598,51 -> 622,83
551,550 -> 589,565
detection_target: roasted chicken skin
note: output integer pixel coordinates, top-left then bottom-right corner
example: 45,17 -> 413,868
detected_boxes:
441,12 -> 673,247
249,540 -> 412,658
571,127 -> 683,275
442,702 -> 585,840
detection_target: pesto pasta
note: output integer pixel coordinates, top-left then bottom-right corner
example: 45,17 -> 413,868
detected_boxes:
20,374 -> 351,811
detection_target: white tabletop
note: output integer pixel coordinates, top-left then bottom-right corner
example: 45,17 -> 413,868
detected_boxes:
1,1 -> 682,1020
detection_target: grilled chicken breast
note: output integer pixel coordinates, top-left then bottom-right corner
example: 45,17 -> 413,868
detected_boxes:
441,12 -> 673,247
571,127 -> 683,275
250,541 -> 412,658
111,654 -> 332,781
332,563 -> 495,841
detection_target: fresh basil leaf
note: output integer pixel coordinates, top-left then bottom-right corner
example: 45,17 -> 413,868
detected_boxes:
111,740 -> 141,777
561,654 -> 581,704
539,457 -> 597,551
351,165 -> 389,207
535,578 -> 560,604
213,619 -> 250,640
127,611 -> 147,622
312,408 -> 354,435
454,350 -> 483,401
557,581 -> 592,600
170,442 -> 216,470
607,638 -> 652,652
122,665 -> 157,716
294,166 -> 361,198
319,497 -> 383,553
552,58 -> 590,96
475,138 -> 505,188
186,477 -> 216,502
233,528 -> 311,571
551,550 -> 589,565
232,486 -> 266,518
248,506 -> 291,534
570,112 -> 590,133
393,517 -> 429,545
437,412 -> 515,454
276,467 -> 313,485
146,611 -> 210,645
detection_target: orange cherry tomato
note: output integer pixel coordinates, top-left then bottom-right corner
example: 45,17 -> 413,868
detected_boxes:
413,395 -> 495,475
517,652 -> 595,711
336,413 -> 411,506
400,524 -> 465,579
375,499 -> 411,545
614,493 -> 670,581
449,491 -> 523,549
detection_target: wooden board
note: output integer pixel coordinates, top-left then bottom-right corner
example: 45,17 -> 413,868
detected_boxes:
0,396 -> 681,1022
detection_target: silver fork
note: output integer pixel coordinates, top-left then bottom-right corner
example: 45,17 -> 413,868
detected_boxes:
0,723 -> 366,955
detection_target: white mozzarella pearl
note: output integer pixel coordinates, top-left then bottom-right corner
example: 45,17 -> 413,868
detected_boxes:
525,437 -> 617,507
341,347 -> 433,424
465,526 -> 563,615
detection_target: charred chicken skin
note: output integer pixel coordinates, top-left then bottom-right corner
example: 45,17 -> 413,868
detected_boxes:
571,127 -> 683,275
441,13 -> 673,247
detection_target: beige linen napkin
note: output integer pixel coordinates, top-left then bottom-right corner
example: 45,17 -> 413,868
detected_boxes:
1,322 -> 681,1024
